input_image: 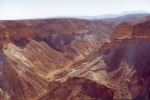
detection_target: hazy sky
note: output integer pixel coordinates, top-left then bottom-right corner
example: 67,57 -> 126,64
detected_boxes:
0,0 -> 150,20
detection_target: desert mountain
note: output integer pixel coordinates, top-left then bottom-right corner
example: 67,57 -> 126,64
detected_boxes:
101,13 -> 150,23
39,17 -> 150,99
0,15 -> 150,100
0,18 -> 116,100
49,10 -> 150,19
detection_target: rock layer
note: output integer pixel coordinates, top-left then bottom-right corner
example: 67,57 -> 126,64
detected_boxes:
0,18 -> 116,100
97,18 -> 150,99
0,17 -> 150,100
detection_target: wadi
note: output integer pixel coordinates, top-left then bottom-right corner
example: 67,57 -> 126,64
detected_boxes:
0,12 -> 150,100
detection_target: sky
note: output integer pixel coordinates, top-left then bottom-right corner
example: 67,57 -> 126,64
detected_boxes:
0,0 -> 150,20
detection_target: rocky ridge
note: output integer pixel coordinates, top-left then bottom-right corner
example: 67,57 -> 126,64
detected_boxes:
43,17 -> 150,99
0,18 -> 116,100
0,16 -> 150,99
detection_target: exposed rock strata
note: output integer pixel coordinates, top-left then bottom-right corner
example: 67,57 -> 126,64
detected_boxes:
111,17 -> 150,39
0,17 -> 150,100
0,18 -> 116,100
97,19 -> 150,99
0,18 -> 115,40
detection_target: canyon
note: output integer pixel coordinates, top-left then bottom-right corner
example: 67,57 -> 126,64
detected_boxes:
0,14 -> 150,100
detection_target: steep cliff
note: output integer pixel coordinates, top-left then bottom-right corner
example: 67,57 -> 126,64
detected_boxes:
0,18 -> 116,59
0,18 -> 115,40
0,18 -> 116,100
110,16 -> 150,39
0,17 -> 150,100
36,18 -> 150,100
97,19 -> 150,99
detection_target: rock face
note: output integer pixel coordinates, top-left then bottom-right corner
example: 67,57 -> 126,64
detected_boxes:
98,18 -> 150,99
133,20 -> 150,36
39,77 -> 114,100
0,18 -> 116,100
0,18 -> 115,40
110,16 -> 150,39
0,16 -> 150,100
0,18 -> 116,60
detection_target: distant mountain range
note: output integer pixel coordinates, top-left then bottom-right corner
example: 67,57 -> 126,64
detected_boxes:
101,13 -> 150,23
47,10 -> 150,19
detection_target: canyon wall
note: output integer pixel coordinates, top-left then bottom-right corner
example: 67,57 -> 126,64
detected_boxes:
0,17 -> 150,99
35,18 -> 150,99
0,18 -> 116,100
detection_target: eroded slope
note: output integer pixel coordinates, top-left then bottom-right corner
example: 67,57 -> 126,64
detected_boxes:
40,19 -> 150,99
1,17 -> 150,100
0,18 -> 116,100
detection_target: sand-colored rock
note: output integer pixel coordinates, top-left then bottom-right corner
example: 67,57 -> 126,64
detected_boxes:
0,17 -> 150,100
0,18 -> 116,100
38,77 -> 114,100
110,16 -> 150,39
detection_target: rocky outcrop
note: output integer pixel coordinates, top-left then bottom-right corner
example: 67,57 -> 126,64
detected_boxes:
0,18 -> 116,100
38,77 -> 114,100
101,42 -> 150,99
110,16 -> 150,39
0,18 -> 116,60
0,18 -> 115,40
95,19 -> 150,99
133,20 -> 150,37
0,17 -> 150,100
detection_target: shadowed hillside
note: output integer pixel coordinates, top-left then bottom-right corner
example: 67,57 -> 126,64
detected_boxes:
0,18 -> 116,100
0,16 -> 150,99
